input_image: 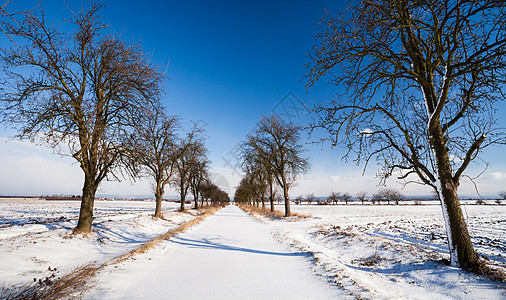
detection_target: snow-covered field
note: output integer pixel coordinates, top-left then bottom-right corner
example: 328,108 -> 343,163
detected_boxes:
1,200 -> 505,299
0,200 -> 197,289
264,203 -> 506,299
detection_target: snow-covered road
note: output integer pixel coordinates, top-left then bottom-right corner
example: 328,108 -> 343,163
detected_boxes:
86,205 -> 346,299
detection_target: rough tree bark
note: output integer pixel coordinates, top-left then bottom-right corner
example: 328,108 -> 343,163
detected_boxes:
76,176 -> 98,233
431,123 -> 478,265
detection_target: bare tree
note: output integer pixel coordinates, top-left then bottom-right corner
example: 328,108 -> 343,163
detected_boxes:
342,192 -> 351,205
234,176 -> 256,205
199,181 -> 229,206
306,0 -> 506,268
356,191 -> 367,205
0,4 -> 164,233
493,191 -> 505,205
172,123 -> 206,212
381,188 -> 403,205
211,187 -> 230,206
240,148 -> 270,210
240,132 -> 277,212
306,193 -> 315,205
241,115 -> 310,216
371,192 -> 383,205
328,192 -> 340,205
128,108 -> 180,219
189,150 -> 209,209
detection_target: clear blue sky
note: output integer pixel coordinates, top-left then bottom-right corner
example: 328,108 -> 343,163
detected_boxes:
1,0 -> 505,198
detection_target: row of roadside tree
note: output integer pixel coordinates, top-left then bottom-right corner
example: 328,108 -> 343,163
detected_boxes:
0,3 -> 228,234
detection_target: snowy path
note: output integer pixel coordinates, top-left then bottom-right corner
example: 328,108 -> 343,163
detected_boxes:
86,205 -> 346,299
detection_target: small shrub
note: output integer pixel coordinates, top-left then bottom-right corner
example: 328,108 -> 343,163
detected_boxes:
356,253 -> 382,266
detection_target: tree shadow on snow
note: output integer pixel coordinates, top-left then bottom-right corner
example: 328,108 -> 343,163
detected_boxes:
170,236 -> 306,257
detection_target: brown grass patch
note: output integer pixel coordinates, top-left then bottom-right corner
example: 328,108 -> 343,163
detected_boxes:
355,254 -> 383,267
315,224 -> 356,238
1,262 -> 99,300
5,205 -> 224,299
237,204 -> 311,220
112,205 -> 223,264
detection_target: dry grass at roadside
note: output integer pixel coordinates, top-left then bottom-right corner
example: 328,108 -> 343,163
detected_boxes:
238,204 -> 311,219
1,263 -> 99,300
3,205 -> 225,300
112,205 -> 223,264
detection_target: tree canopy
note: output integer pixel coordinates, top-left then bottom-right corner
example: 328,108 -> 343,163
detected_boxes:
307,0 -> 506,269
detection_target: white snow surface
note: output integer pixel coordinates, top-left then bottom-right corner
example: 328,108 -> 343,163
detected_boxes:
84,205 -> 346,299
267,204 -> 506,299
1,200 -> 505,299
0,200 -> 194,287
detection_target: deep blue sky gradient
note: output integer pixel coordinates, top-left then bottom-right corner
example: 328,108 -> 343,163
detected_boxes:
1,0 -> 505,197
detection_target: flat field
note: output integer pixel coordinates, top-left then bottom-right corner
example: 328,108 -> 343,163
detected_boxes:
266,203 -> 506,299
1,200 -> 504,299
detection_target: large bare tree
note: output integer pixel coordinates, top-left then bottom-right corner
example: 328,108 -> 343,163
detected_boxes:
242,115 -> 310,216
128,108 -> 180,219
306,0 -> 506,268
0,4 -> 164,233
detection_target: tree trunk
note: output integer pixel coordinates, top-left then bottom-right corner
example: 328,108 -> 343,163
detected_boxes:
179,177 -> 186,211
194,194 -> 199,209
180,193 -> 185,211
269,183 -> 274,212
154,184 -> 164,219
431,125 -> 478,268
75,175 -> 98,234
261,193 -> 265,210
179,181 -> 185,212
281,177 -> 290,217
